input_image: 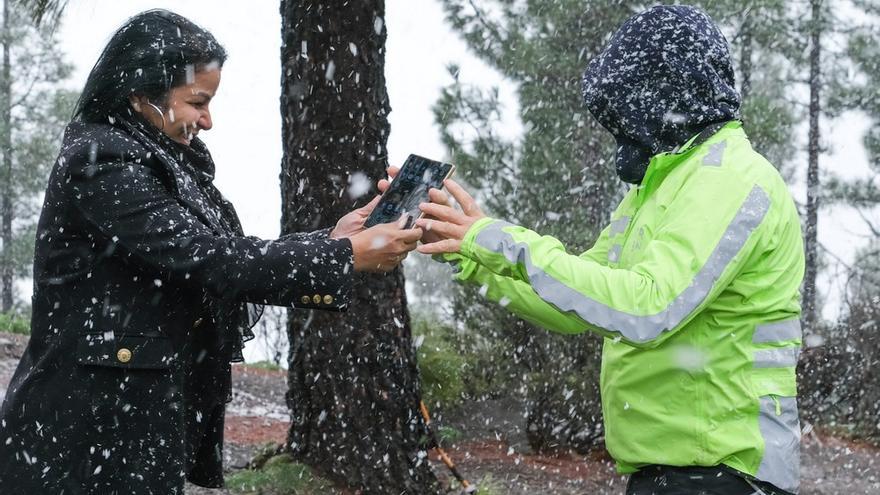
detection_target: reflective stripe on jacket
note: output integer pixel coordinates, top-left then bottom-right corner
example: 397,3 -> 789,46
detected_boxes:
450,121 -> 804,493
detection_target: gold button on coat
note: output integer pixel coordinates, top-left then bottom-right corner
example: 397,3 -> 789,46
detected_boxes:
117,348 -> 132,363
312,294 -> 321,304
301,295 -> 311,305
323,295 -> 334,305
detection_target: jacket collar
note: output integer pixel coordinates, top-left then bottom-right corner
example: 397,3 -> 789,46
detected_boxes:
635,121 -> 744,203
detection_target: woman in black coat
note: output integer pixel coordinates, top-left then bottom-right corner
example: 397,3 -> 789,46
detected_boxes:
0,9 -> 420,494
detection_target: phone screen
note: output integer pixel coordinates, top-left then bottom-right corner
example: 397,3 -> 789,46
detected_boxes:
365,154 -> 454,228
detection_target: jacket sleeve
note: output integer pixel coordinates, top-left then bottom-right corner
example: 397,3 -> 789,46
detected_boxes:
578,191 -> 639,265
577,223 -> 613,265
443,254 -> 588,334
456,168 -> 770,348
66,158 -> 353,310
437,218 -> 618,336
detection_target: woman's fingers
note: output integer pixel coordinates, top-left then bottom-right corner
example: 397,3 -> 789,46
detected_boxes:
378,166 -> 400,193
377,179 -> 390,193
399,227 -> 424,244
417,238 -> 461,255
396,213 -> 411,229
359,195 -> 381,215
444,179 -> 482,216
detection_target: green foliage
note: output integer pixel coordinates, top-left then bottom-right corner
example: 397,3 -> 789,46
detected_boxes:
824,175 -> 880,208
413,316 -> 493,409
469,474 -> 506,495
11,0 -> 66,25
0,1 -> 76,310
417,332 -> 468,407
693,1 -> 802,179
846,243 -> 880,385
737,65 -> 799,180
844,6 -> 880,170
818,8 -> 880,446
0,311 -> 29,334
436,425 -> 463,445
435,1 -> 628,242
247,360 -> 284,372
799,242 -> 880,445
225,454 -> 336,495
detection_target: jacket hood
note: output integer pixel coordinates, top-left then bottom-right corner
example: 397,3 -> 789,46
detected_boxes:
582,5 -> 741,183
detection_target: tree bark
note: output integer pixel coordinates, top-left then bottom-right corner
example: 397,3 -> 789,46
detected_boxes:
1,0 -> 14,312
279,2 -> 440,493
803,0 -> 822,332
739,8 -> 753,102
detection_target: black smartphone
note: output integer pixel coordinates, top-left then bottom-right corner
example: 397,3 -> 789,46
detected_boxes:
365,154 -> 456,229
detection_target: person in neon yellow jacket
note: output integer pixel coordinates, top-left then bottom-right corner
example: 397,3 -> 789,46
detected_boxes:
409,5 -> 804,495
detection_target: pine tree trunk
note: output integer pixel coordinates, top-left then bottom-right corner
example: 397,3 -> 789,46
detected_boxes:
279,2 -> 440,493
1,0 -> 14,313
803,0 -> 822,331
739,10 -> 753,101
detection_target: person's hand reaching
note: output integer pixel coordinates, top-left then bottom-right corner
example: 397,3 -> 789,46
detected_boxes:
415,179 -> 485,255
349,215 -> 423,272
377,166 -> 460,245
329,195 -> 380,239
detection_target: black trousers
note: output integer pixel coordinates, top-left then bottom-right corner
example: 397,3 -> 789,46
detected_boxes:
626,465 -> 791,495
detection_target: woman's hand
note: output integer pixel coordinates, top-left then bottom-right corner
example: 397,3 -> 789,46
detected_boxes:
415,179 -> 485,254
329,195 -> 381,239
376,165 -> 399,195
349,217 -> 423,272
377,165 -> 441,245
333,164 -> 404,239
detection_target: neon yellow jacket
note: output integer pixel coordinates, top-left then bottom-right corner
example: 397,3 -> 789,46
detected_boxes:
448,122 -> 804,493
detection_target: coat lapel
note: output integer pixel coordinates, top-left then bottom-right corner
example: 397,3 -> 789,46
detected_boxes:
155,145 -> 229,233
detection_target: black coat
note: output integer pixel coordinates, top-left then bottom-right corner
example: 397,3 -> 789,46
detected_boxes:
0,120 -> 353,494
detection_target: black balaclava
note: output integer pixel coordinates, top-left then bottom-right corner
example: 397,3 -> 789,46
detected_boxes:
582,5 -> 741,184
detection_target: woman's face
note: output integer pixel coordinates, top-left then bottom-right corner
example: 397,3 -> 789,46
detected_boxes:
132,67 -> 221,146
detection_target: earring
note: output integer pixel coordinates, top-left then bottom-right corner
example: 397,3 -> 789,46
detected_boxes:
144,101 -> 166,131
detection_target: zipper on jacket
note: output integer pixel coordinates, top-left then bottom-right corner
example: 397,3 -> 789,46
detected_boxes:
635,121 -> 735,206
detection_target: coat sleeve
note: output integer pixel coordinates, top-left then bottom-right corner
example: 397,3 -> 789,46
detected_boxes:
65,158 -> 353,310
280,227 -> 334,242
455,167 -> 770,348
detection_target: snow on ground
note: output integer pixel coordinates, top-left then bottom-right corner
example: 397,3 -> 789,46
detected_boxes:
2,332 -> 880,494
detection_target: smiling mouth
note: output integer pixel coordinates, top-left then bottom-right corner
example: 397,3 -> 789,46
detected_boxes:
181,123 -> 199,143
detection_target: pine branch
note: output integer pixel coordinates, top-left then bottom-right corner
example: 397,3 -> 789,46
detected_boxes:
854,206 -> 880,237
12,0 -> 66,26
819,240 -> 853,271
